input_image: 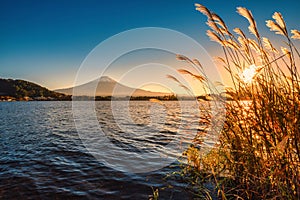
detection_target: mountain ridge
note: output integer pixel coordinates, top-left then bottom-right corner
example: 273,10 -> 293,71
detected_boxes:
55,76 -> 172,97
0,78 -> 70,101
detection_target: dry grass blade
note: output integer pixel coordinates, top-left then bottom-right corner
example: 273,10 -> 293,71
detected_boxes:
176,54 -> 195,65
214,56 -> 226,65
236,7 -> 259,38
237,37 -> 249,52
248,38 -> 260,53
177,69 -> 194,75
212,13 -> 228,32
176,54 -> 189,61
224,39 -> 240,50
206,20 -> 219,33
263,37 -> 278,53
166,75 -> 180,84
291,29 -> 300,40
273,135 -> 289,156
281,47 -> 290,55
206,30 -> 223,45
178,69 -> 206,82
266,20 -> 287,36
248,25 -> 259,38
237,7 -> 254,25
195,3 -> 212,19
192,59 -> 203,69
233,28 -> 246,38
272,12 -> 287,32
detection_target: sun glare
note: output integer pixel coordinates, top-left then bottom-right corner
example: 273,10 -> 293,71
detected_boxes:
240,64 -> 258,83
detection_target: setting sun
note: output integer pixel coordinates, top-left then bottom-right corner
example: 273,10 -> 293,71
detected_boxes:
240,64 -> 258,83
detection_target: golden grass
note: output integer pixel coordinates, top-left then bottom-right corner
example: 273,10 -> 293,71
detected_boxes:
175,4 -> 300,200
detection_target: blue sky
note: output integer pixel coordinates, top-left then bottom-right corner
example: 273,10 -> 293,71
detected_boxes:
0,0 -> 299,90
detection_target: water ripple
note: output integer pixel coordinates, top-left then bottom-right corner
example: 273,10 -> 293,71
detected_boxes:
0,101 -> 201,199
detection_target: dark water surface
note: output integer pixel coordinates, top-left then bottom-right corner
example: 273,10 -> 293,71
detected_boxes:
0,101 -> 203,199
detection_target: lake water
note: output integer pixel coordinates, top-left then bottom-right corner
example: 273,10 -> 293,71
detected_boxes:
0,101 -> 214,199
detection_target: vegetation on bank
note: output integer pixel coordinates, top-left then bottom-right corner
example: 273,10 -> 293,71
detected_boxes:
174,4 -> 300,200
0,78 -> 71,101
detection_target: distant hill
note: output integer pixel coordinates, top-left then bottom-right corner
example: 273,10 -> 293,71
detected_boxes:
55,76 -> 171,97
0,78 -> 70,100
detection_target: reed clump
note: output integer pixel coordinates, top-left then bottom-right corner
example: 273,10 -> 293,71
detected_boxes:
176,4 -> 300,199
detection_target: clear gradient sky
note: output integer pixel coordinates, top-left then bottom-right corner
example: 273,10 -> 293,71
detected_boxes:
0,0 -> 299,90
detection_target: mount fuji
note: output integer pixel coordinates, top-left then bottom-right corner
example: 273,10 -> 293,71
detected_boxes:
55,76 -> 171,97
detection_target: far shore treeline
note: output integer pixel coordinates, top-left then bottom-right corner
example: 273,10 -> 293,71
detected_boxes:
0,78 -> 237,102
